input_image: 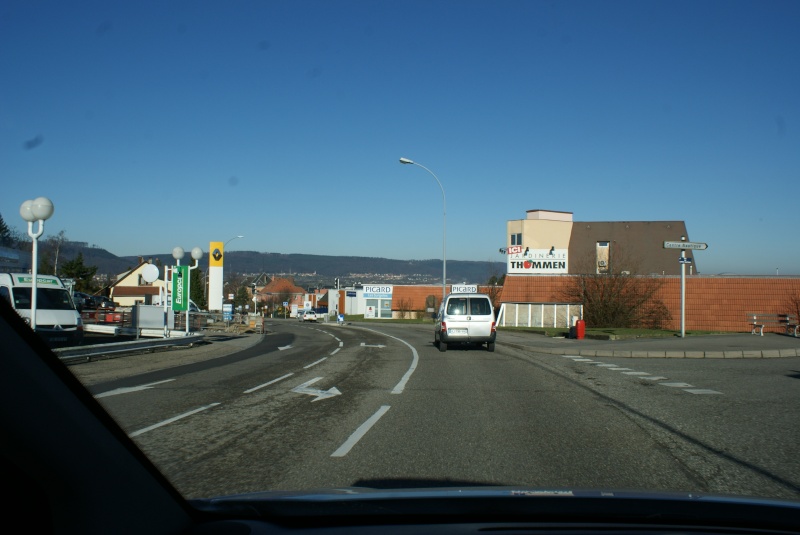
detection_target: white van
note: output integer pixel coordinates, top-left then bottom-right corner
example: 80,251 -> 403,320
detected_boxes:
434,292 -> 496,352
0,273 -> 83,348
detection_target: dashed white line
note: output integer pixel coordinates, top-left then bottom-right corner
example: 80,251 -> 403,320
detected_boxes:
331,405 -> 390,457
304,357 -> 328,369
129,403 -> 221,437
244,373 -> 294,394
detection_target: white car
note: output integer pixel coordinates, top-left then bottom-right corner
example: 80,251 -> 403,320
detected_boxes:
302,310 -> 317,322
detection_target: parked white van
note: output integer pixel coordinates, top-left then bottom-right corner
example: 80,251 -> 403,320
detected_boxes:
434,292 -> 496,352
0,273 -> 83,348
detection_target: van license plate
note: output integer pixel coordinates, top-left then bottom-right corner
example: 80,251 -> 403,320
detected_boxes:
448,328 -> 467,335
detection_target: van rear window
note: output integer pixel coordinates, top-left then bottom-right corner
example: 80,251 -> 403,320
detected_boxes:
469,298 -> 491,315
446,298 -> 468,315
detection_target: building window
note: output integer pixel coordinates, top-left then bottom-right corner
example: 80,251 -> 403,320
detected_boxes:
510,233 -> 522,246
596,241 -> 610,274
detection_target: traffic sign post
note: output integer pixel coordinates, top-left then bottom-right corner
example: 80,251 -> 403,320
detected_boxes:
664,237 -> 709,338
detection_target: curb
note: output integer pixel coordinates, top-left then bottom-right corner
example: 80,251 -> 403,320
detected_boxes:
498,341 -> 800,359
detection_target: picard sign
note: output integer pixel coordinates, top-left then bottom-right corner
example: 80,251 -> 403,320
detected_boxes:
507,249 -> 568,274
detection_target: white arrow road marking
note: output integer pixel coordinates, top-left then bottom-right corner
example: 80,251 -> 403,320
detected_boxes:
292,377 -> 341,402
360,342 -> 386,348
129,403 -> 221,437
96,379 -> 175,398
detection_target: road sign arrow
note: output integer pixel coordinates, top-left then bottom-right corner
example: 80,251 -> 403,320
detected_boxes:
291,377 -> 342,402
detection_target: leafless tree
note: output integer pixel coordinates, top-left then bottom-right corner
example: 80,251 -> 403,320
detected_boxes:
560,245 -> 671,329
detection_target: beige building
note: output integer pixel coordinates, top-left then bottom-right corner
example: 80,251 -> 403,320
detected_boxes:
108,260 -> 166,306
505,210 -> 692,276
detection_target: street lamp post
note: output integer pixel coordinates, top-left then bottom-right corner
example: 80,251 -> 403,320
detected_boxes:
187,247 -> 204,334
399,157 -> 447,301
170,246 -> 203,334
19,197 -> 55,332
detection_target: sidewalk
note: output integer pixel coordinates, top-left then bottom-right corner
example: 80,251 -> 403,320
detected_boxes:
496,331 -> 800,358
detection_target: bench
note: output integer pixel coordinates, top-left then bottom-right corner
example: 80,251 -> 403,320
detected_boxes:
747,313 -> 798,337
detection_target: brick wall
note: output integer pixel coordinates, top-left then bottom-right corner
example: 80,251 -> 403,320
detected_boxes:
499,275 -> 800,333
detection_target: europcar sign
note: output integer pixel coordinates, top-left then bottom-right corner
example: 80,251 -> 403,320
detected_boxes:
172,265 -> 189,311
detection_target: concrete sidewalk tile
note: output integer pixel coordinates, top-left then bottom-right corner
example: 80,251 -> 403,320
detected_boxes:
761,350 -> 783,358
684,351 -> 706,358
615,351 -> 632,358
646,351 -> 667,358
595,350 -> 614,357
723,351 -> 745,358
741,350 -> 763,358
664,351 -> 685,358
631,351 -> 650,358
704,351 -> 725,358
779,349 -> 799,357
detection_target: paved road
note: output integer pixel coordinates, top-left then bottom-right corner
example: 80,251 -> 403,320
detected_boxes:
71,320 -> 800,501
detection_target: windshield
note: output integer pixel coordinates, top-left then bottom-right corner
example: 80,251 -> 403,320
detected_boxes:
11,288 -> 76,311
1,0 -> 798,521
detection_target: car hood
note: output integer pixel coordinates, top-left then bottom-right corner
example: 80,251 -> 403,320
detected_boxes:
190,486 -> 800,530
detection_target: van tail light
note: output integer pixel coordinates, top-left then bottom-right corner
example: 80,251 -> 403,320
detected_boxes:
491,321 -> 496,333
441,321 -> 447,332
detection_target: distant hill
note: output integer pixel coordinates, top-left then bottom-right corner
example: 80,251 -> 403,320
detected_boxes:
121,250 -> 505,286
9,241 -> 504,285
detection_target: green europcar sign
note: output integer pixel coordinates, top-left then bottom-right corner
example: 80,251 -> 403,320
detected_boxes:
172,265 -> 189,311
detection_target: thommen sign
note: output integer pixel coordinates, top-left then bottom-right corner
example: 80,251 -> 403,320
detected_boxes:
507,249 -> 568,274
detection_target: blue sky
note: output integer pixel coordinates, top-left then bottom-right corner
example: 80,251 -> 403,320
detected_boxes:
1,0 -> 798,275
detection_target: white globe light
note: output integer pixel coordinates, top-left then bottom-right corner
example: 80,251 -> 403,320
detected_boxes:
30,197 -> 54,220
19,200 -> 35,222
172,246 -> 185,260
191,247 -> 204,260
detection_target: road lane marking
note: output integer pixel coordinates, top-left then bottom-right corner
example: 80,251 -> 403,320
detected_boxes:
278,344 -> 293,350
359,327 -> 418,394
96,379 -> 175,398
129,403 -> 221,437
304,357 -> 328,369
330,348 -> 341,355
684,389 -> 723,395
244,373 -> 294,394
659,382 -> 694,388
623,372 -> 651,376
331,405 -> 391,457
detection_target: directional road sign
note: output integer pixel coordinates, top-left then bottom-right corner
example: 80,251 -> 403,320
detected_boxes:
663,241 -> 708,250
